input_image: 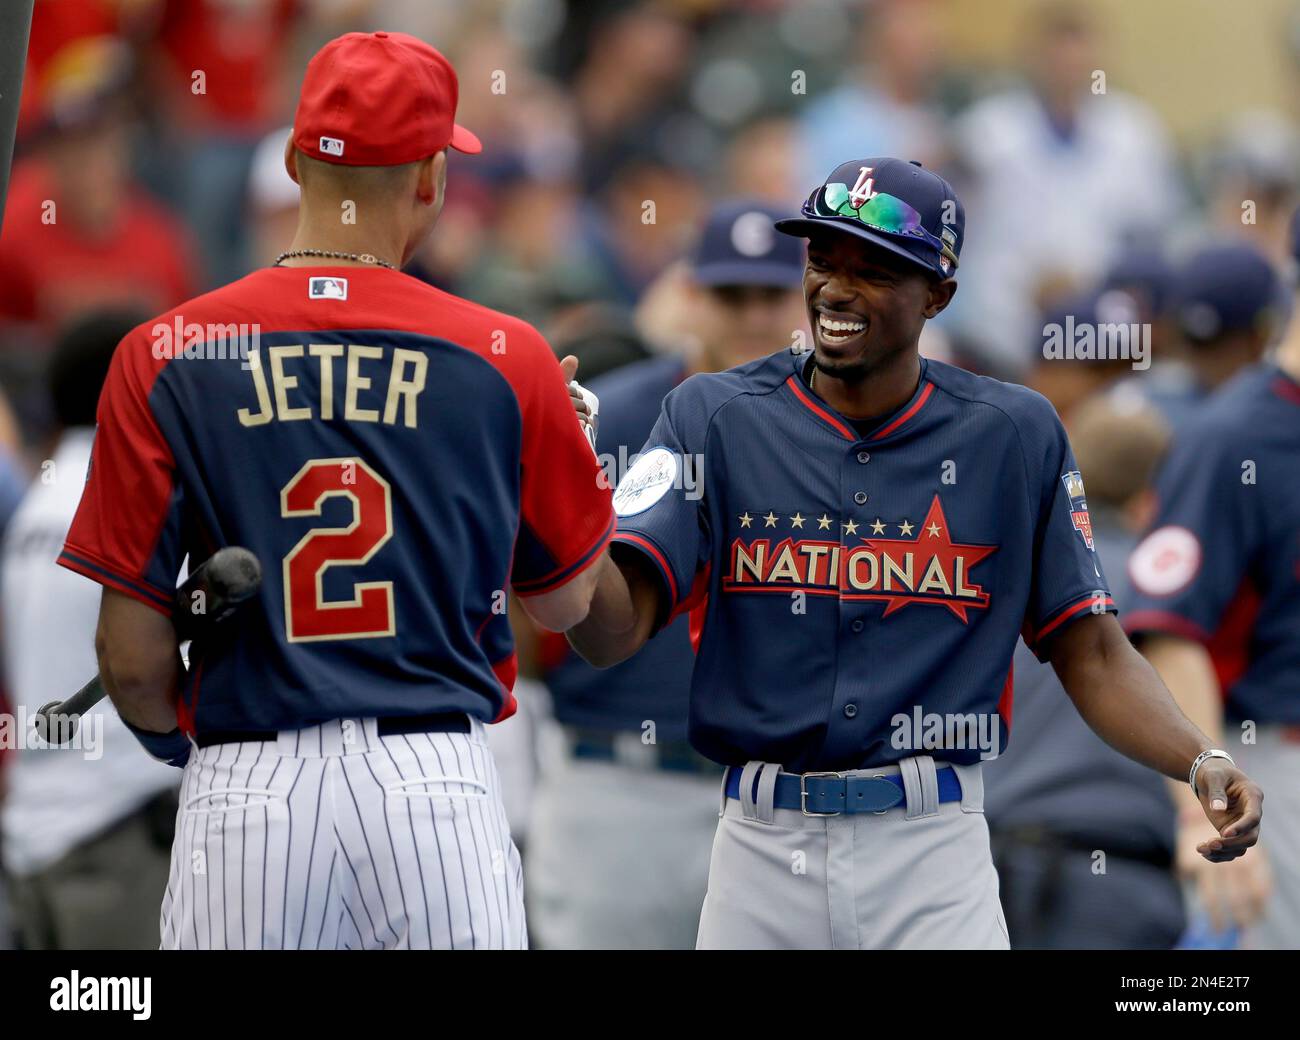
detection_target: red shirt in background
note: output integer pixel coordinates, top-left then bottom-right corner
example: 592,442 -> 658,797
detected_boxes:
0,159 -> 196,339
18,0 -> 121,135
154,0 -> 299,132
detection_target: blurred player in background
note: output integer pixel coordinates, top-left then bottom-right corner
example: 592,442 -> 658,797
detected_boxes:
985,396 -> 1186,948
1125,222 -> 1300,949
1,309 -> 179,949
1110,242 -> 1279,436
1026,288 -> 1144,422
797,0 -> 949,181
245,125 -> 300,270
950,1 -> 1181,378
528,200 -> 806,949
1200,110 -> 1300,271
0,36 -> 195,343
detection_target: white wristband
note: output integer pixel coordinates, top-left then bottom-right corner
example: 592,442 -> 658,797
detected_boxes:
1188,748 -> 1235,796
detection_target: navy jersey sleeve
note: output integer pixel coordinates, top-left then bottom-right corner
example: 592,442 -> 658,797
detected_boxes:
1020,400 -> 1116,659
609,385 -> 710,622
1124,427 -> 1260,643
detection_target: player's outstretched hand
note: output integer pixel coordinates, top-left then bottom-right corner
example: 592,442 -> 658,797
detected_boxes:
560,354 -> 599,451
1193,759 -> 1263,862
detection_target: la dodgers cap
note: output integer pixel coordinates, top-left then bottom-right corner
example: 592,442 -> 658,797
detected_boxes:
292,31 -> 481,166
776,158 -> 963,280
693,200 -> 805,288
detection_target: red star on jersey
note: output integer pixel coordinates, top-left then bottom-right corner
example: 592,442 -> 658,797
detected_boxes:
854,494 -> 998,621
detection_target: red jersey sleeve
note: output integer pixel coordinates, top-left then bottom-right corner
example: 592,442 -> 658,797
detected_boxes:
510,331 -> 614,597
58,327 -> 185,614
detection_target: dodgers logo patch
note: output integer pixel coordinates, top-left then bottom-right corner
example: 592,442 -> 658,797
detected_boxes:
613,447 -> 678,517
309,277 -> 348,300
1061,470 -> 1094,551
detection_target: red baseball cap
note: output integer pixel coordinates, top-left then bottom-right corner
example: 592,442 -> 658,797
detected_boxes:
292,31 -> 481,166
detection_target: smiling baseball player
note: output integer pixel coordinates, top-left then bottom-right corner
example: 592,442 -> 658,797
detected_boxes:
57,32 -> 612,950
564,157 -> 1264,949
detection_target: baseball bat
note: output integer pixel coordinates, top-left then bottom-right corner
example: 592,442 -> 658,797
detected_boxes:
35,546 -> 263,745
0,0 -> 36,233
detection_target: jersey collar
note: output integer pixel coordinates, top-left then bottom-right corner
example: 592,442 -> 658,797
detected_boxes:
1271,363 -> 1300,407
785,355 -> 935,443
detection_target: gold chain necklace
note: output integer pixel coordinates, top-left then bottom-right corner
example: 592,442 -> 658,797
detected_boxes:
275,248 -> 395,270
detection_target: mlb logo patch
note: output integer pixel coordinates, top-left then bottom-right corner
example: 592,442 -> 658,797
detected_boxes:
309,277 -> 348,300
319,136 -> 345,157
1061,470 -> 1094,551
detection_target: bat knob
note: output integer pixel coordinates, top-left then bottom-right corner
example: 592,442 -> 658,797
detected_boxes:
35,701 -> 80,746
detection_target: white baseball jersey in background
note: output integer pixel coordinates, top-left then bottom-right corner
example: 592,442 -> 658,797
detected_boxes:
161,716 -> 525,949
1,429 -> 178,878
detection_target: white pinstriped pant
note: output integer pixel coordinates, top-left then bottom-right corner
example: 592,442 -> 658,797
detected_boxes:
160,717 -> 525,949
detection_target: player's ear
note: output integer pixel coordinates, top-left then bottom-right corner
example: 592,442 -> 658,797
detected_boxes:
416,151 -> 447,208
284,139 -> 301,186
923,277 -> 958,318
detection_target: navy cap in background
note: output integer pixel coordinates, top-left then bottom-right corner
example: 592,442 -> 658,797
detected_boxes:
1171,241 -> 1279,344
692,200 -> 806,289
776,158 -> 963,279
1103,245 -> 1174,319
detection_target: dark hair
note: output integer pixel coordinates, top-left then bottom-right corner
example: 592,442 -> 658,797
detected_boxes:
48,309 -> 146,428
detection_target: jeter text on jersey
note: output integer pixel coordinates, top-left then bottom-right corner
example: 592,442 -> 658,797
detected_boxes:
237,344 -> 427,428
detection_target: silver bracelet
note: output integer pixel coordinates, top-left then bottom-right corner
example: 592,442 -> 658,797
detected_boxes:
1188,748 -> 1235,796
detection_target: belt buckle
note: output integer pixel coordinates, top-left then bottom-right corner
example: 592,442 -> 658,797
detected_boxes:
800,770 -> 844,817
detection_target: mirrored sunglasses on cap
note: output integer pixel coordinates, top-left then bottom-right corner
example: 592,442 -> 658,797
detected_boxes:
804,182 -> 959,271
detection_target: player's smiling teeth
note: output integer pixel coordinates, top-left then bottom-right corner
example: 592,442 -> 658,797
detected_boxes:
818,314 -> 867,340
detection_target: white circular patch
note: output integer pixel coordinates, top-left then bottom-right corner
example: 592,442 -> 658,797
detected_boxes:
731,211 -> 775,258
1128,525 -> 1202,597
613,447 -> 679,517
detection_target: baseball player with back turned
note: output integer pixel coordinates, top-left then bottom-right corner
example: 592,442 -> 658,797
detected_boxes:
564,158 -> 1265,949
57,32 -> 613,949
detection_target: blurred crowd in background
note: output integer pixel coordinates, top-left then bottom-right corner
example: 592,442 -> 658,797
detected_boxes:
0,0 -> 1297,950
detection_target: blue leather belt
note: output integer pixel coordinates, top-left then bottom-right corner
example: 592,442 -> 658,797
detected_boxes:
724,764 -> 963,816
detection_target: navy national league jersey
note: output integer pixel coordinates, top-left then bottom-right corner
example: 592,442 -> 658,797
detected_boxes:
542,354 -> 697,737
1125,363 -> 1300,724
612,350 -> 1115,772
59,266 -> 614,735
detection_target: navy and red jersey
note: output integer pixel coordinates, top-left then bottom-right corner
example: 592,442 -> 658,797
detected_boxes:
542,353 -> 697,738
60,266 -> 613,735
611,349 -> 1114,772
1125,363 -> 1300,724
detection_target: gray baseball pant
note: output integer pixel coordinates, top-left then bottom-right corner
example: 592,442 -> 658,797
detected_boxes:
695,756 -> 1010,949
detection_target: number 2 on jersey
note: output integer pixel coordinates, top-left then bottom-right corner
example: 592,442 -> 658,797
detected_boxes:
280,457 -> 395,642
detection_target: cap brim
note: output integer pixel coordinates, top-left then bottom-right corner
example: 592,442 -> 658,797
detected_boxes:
693,260 -> 804,289
774,216 -> 940,276
450,123 -> 482,154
